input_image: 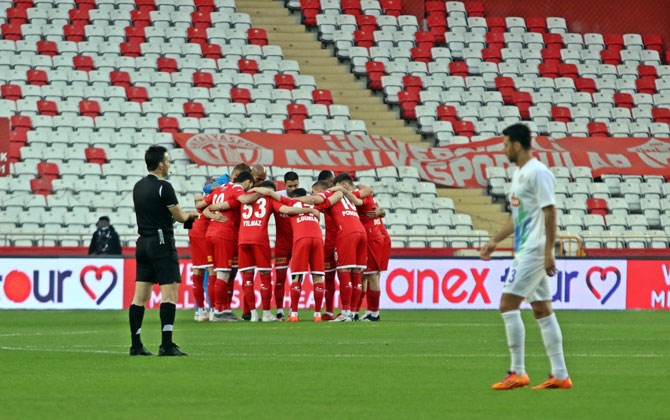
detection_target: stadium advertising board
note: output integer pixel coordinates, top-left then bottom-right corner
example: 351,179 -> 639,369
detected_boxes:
625,260 -> 670,309
0,258 -> 124,309
175,133 -> 670,188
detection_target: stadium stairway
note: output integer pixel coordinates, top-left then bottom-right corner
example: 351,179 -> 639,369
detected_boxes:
439,188 -> 513,248
235,0 -> 423,144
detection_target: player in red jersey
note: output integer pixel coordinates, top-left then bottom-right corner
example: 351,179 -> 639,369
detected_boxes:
271,171 -> 300,320
314,170 -> 338,320
312,174 -> 367,322
189,178 -> 216,322
201,171 -> 256,322
254,186 -> 343,322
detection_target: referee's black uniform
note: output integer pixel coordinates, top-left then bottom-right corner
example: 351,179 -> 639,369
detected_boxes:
133,173 -> 180,285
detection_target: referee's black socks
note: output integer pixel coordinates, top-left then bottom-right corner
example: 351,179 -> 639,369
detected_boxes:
160,302 -> 176,347
129,304 -> 145,348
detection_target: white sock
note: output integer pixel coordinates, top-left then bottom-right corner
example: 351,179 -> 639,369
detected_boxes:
537,313 -> 569,380
371,311 -> 379,316
501,310 -> 525,376
276,308 -> 284,315
263,310 -> 272,317
290,311 -> 299,317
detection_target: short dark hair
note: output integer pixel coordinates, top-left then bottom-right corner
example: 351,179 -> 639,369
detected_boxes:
284,171 -> 299,182
233,171 -> 253,183
145,145 -> 168,171
312,180 -> 330,191
232,163 -> 251,173
260,180 -> 277,190
292,188 -> 308,197
502,123 -> 532,150
333,172 -> 354,186
317,170 -> 334,181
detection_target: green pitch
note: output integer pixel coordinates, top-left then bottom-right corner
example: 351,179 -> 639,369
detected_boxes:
0,310 -> 667,419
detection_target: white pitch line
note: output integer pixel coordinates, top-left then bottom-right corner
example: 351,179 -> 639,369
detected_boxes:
0,330 -> 101,337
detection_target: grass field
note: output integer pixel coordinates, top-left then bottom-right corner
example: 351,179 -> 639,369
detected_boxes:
0,310 -> 667,420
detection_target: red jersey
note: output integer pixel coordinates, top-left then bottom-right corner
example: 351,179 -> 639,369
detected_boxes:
272,197 -> 293,250
204,183 -> 244,239
189,208 -> 210,237
238,194 -> 284,245
285,198 -> 329,239
318,190 -> 365,236
323,208 -> 337,249
353,191 -> 384,240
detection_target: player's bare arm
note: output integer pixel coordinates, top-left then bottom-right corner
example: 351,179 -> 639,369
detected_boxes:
480,214 -> 515,260
208,201 -> 231,212
280,206 -> 320,217
543,205 -> 558,276
202,206 -> 227,222
250,187 -> 282,202
355,184 -> 373,198
368,206 -> 386,218
300,195 -> 323,205
238,192 -> 262,204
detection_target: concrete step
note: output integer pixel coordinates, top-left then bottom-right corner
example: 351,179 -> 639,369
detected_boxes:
300,64 -> 351,75
235,0 -> 287,9
283,47 -> 334,57
267,32 -> 317,42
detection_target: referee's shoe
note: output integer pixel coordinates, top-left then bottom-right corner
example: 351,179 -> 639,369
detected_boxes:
158,343 -> 188,356
129,345 -> 153,356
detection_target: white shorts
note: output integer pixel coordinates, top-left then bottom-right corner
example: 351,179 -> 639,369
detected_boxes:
502,254 -> 552,303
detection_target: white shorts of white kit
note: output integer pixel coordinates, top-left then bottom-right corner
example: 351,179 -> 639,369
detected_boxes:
502,253 -> 552,303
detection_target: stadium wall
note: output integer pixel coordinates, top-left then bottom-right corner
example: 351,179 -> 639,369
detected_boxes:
1,256 -> 668,310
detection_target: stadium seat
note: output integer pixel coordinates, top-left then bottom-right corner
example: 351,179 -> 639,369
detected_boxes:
312,89 -> 333,106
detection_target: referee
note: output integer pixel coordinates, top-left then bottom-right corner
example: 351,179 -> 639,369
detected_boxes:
129,145 -> 198,357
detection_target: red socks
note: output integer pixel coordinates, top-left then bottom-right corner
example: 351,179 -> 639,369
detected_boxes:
214,279 -> 228,311
314,282 -> 324,313
290,282 -> 301,312
242,271 -> 255,311
192,273 -> 205,308
337,271 -> 352,311
367,289 -> 381,312
325,270 -> 336,313
275,268 -> 287,309
260,272 -> 272,310
350,271 -> 362,313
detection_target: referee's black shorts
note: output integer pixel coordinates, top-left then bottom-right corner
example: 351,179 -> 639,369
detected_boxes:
135,235 -> 181,285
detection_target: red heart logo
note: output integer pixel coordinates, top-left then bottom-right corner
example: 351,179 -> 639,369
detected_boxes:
80,265 -> 118,305
585,266 -> 621,305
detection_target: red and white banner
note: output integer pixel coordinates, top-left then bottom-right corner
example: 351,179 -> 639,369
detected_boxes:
174,133 -> 670,188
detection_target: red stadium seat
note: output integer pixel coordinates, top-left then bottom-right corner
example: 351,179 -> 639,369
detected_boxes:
193,71 -> 214,88
453,120 -> 475,138
380,0 -> 402,17
642,33 -> 663,54
124,26 -> 146,44
10,128 -> 29,146
187,27 -> 208,46
356,14 -> 378,32
426,14 -> 447,43
482,47 -> 502,63
1,84 -> 22,101
540,48 -> 561,66
300,0 -> 320,26
603,33 -> 624,52
158,116 -> 179,133
63,23 -> 86,42
635,78 -> 656,94
37,40 -> 58,57
525,17 -> 546,33
231,87 -> 252,104
586,198 -> 608,217
543,33 -> 564,50
312,89 -> 333,106
247,28 -> 268,46
587,122 -> 609,137
575,78 -> 597,93
7,7 -> 28,25
85,147 -> 108,165
512,91 -> 532,118
637,65 -> 658,80
74,0 -> 96,11
365,61 -> 386,90
415,31 -> 435,50
37,162 -> 60,182
68,8 -> 90,26
465,1 -> 485,17
274,73 -> 295,90
202,43 -> 223,59
26,69 -> 48,86
494,76 -> 515,103
194,0 -> 216,13
120,41 -> 141,57
110,70 -> 131,88
398,90 -> 419,119
486,17 -> 506,33
135,0 -> 157,12
30,178 -> 53,196
410,47 -> 432,64
283,119 -> 304,134
1,23 -> 22,41
184,102 -> 205,118
354,30 -> 375,48
425,0 -> 446,17
11,115 -> 31,130
287,103 -> 308,122
436,105 -> 458,123
613,92 -> 634,109
600,49 -> 621,65
341,0 -> 361,16
651,108 -> 670,123
402,75 -> 423,95
538,62 -> 559,79
558,63 -> 579,80
130,9 -> 152,28
485,32 -> 505,49
73,55 -> 94,72
551,106 -> 572,122
238,59 -> 259,75
190,11 -> 211,29
79,100 -> 100,117
157,57 -> 178,73
125,86 -> 148,103
449,62 -> 469,77
37,100 -> 58,116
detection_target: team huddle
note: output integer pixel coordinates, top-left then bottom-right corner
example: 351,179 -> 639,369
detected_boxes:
187,163 -> 392,323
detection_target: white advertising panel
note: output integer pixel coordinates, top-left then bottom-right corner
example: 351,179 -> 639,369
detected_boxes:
380,258 -> 627,310
0,258 -> 124,309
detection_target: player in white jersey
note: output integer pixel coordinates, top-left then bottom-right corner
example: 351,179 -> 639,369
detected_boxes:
480,123 -> 572,390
